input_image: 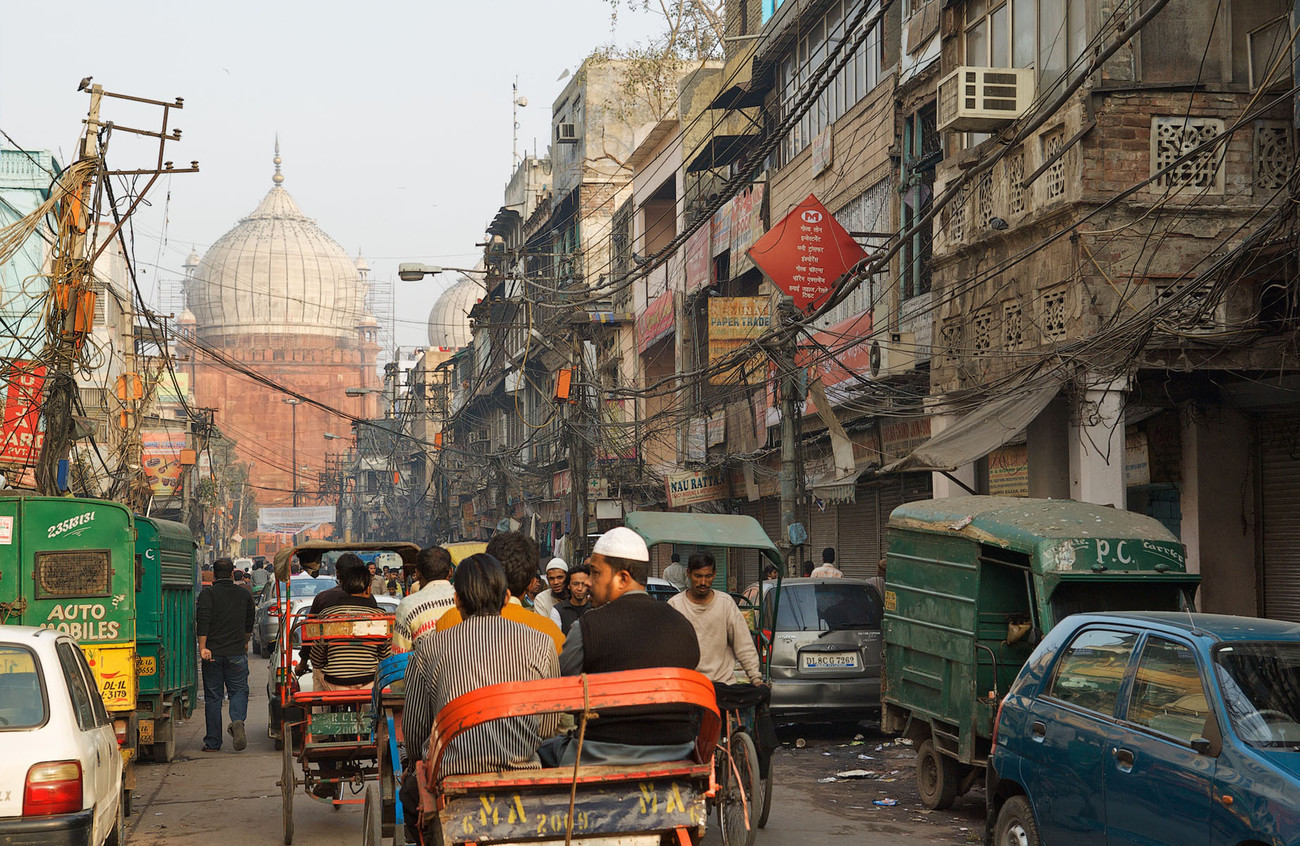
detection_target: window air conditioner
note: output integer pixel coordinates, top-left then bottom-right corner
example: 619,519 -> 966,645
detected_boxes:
937,67 -> 1035,133
555,122 -> 579,143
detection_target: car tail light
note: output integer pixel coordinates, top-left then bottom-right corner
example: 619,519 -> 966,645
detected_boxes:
991,695 -> 1007,750
113,719 -> 128,747
759,628 -> 773,664
23,761 -> 82,816
268,606 -> 282,617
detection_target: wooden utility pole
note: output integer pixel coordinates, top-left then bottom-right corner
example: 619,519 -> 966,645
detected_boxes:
35,83 -> 197,495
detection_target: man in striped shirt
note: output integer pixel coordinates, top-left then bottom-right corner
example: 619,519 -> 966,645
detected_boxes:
309,562 -> 391,690
392,546 -> 455,653
401,553 -> 559,833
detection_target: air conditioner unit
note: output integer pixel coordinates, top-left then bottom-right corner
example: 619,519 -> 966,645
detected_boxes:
555,122 -> 579,143
937,67 -> 1035,133
868,332 -> 917,377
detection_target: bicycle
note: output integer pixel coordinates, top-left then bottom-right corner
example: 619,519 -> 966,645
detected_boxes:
713,683 -> 772,846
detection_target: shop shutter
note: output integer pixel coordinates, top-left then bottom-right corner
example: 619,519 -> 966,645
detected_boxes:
1260,416 -> 1300,622
836,488 -> 879,579
810,501 -> 838,567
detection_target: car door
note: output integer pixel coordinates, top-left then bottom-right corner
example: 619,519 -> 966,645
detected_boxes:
1104,634 -> 1214,846
55,640 -> 116,840
1020,627 -> 1140,846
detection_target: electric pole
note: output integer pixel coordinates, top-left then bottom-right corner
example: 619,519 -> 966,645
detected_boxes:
776,299 -> 804,575
36,83 -> 197,496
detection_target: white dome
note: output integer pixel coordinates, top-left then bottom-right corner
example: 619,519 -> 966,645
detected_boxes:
184,158 -> 366,342
427,276 -> 479,349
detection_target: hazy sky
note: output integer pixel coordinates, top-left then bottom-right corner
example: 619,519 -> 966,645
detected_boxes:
0,0 -> 660,352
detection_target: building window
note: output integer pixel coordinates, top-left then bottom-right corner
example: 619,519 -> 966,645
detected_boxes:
943,183 -> 967,245
777,0 -> 885,165
975,169 -> 995,230
1254,121 -> 1293,193
941,316 -> 964,366
1154,279 -> 1222,332
1040,286 -> 1068,340
1041,127 -> 1066,201
964,0 -> 1086,89
971,307 -> 994,356
1006,147 -> 1026,216
901,104 -> 937,299
1003,300 -> 1025,350
1151,116 -> 1226,195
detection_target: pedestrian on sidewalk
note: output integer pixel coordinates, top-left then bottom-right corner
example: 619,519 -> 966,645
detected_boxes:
810,547 -> 843,578
196,557 -> 256,752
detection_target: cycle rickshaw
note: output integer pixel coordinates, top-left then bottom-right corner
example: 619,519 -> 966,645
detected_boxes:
271,541 -> 417,845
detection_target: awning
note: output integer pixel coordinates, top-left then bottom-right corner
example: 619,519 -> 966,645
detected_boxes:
686,134 -> 759,173
881,380 -> 1062,474
807,461 -> 878,503
708,81 -> 769,111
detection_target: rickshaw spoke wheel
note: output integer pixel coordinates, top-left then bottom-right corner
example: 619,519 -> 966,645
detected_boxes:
718,731 -> 760,846
281,735 -> 295,844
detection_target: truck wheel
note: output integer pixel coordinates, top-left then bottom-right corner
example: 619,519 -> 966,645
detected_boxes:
916,739 -> 958,810
993,795 -> 1041,846
152,704 -> 178,763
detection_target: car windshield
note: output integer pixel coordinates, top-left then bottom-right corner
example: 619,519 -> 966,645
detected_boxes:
770,583 -> 882,632
1214,642 -> 1300,749
0,645 -> 46,728
287,577 -> 336,600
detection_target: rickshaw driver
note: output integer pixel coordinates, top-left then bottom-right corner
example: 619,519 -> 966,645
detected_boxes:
400,554 -> 560,839
540,527 -> 701,767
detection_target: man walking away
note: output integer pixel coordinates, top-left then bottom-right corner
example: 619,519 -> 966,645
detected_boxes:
196,558 -> 256,752
810,547 -> 843,578
392,546 -> 456,653
249,560 -> 271,595
556,562 -> 592,634
669,551 -> 764,686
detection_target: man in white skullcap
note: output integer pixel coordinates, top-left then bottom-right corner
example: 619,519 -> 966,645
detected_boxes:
540,527 -> 702,767
530,557 -> 568,626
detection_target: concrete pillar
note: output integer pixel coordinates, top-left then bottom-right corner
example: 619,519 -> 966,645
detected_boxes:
1028,396 -> 1070,499
929,409 -> 976,498
1181,405 -> 1256,615
1069,373 -> 1128,507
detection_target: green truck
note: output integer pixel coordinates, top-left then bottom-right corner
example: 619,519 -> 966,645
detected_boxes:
0,493 -> 198,810
880,497 -> 1200,810
133,515 -> 198,764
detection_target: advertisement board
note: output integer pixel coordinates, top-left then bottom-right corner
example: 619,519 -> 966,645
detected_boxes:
256,506 -> 337,535
684,225 -> 712,294
637,290 -> 676,353
665,468 -> 731,508
798,309 -> 874,413
729,183 -> 766,276
747,193 -> 867,312
708,297 -> 771,385
142,430 -> 187,497
0,360 -> 45,466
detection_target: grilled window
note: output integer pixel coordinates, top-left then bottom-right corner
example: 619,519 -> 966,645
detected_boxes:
34,550 -> 111,598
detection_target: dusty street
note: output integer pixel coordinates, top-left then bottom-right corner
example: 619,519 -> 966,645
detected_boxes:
125,656 -> 986,845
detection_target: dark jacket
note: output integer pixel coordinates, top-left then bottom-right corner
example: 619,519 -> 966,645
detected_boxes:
196,580 -> 256,657
556,600 -> 590,635
575,592 -> 700,745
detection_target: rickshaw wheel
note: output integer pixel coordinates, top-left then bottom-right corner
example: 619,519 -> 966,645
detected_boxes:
757,763 -> 774,828
718,731 -> 760,846
363,784 -> 382,846
281,738 -> 295,844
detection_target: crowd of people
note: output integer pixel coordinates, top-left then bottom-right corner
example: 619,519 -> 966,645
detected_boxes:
197,529 -> 786,831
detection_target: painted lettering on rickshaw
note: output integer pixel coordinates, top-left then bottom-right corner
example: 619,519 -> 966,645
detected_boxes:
39,602 -> 120,639
456,781 -> 691,837
1065,537 -> 1185,570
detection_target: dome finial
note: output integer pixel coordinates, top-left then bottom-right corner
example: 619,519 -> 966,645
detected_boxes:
272,135 -> 284,186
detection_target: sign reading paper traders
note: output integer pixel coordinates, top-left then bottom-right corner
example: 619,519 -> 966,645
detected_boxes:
708,297 -> 770,385
665,468 -> 731,508
747,193 -> 867,312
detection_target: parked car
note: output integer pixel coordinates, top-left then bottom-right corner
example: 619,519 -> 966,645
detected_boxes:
756,577 -> 883,719
987,612 -> 1300,846
265,595 -> 399,748
251,575 -> 338,656
0,625 -> 125,846
645,576 -> 679,602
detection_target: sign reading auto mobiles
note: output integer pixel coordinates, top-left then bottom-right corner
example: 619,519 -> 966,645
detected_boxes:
747,194 -> 866,312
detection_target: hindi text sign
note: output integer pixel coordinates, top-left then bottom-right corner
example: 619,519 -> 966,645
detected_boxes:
747,194 -> 867,312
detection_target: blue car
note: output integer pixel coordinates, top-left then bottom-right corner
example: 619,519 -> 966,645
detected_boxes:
987,612 -> 1300,846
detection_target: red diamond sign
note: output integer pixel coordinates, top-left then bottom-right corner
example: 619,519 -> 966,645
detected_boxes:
746,194 -> 866,312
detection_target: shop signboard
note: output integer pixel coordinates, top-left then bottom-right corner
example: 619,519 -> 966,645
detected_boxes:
142,429 -> 187,497
729,183 -> 766,276
637,290 -> 676,353
707,297 -> 771,385
879,417 -> 932,465
988,443 -> 1030,497
665,468 -> 731,508
747,193 -> 867,312
685,225 -> 712,293
798,308 -> 874,414
0,360 -> 45,466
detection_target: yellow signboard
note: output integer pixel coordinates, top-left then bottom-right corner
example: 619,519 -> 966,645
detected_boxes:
707,297 -> 771,385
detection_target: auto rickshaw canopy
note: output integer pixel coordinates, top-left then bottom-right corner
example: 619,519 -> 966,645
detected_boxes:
623,511 -> 783,567
273,540 -> 421,581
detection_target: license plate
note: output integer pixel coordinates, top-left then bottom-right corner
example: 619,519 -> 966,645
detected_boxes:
801,652 -> 859,669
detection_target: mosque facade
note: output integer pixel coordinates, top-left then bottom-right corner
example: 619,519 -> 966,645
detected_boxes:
180,147 -> 381,542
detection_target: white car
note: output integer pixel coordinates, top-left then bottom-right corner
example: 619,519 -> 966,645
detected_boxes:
0,625 -> 124,845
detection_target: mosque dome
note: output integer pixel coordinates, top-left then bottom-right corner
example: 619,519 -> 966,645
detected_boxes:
427,276 -> 480,349
183,147 -> 367,342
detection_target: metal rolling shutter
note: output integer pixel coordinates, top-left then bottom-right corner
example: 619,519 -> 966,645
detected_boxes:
810,501 -> 839,566
836,488 -> 879,579
1260,416 -> 1300,622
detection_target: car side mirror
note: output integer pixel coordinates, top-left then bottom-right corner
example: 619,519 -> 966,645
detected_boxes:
1191,736 -> 1213,755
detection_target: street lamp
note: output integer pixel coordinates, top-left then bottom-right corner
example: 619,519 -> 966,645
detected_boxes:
282,398 -> 301,507
397,263 -> 443,282
344,387 -> 383,398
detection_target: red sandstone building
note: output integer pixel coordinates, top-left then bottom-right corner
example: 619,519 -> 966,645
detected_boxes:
181,149 -> 381,550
